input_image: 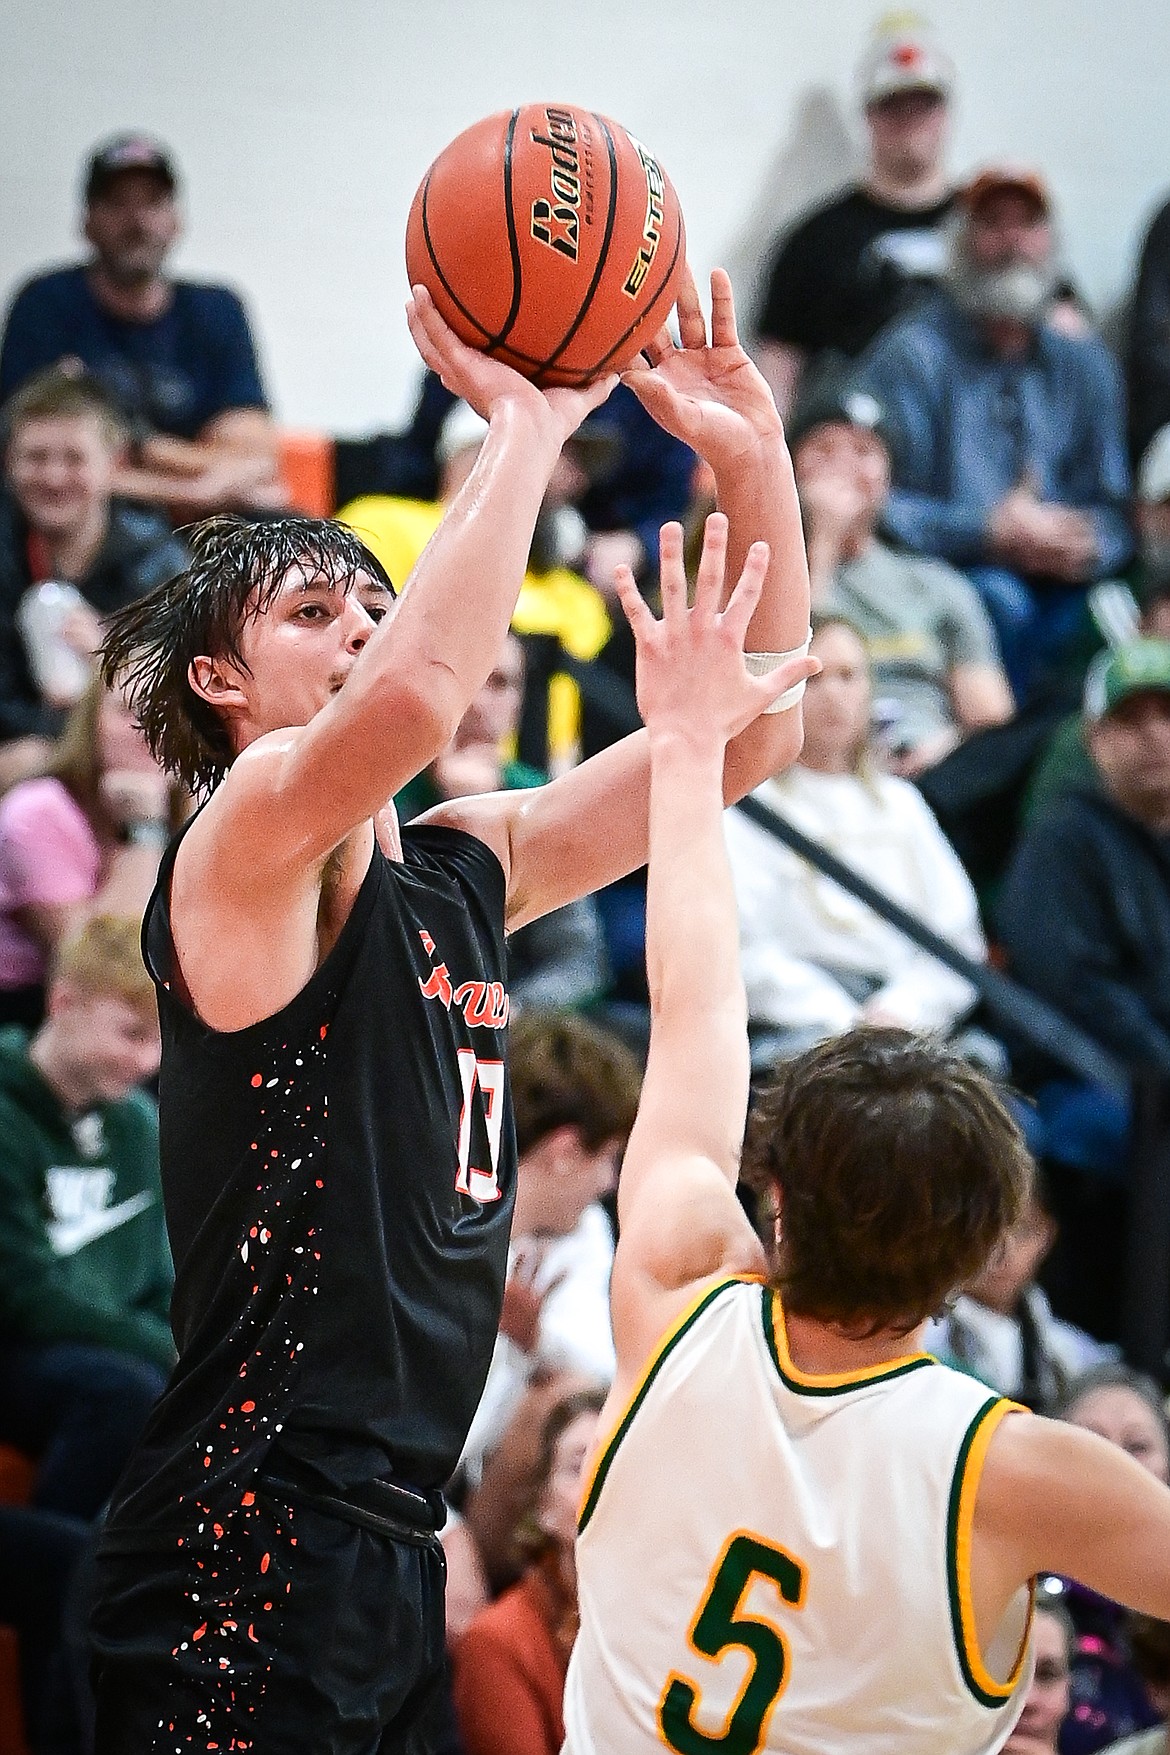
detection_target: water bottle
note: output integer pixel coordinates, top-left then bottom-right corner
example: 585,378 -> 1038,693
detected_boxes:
16,581 -> 93,708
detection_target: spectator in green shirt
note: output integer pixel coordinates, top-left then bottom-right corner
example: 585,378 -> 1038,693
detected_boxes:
0,913 -> 170,1520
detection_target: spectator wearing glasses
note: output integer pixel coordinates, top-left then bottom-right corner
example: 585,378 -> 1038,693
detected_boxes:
857,168 -> 1132,700
0,134 -> 284,516
754,16 -> 958,418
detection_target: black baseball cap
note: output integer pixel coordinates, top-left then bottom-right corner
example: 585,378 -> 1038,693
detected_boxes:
786,373 -> 898,456
84,133 -> 178,202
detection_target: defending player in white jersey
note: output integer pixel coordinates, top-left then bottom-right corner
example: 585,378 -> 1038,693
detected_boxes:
563,510 -> 1170,1755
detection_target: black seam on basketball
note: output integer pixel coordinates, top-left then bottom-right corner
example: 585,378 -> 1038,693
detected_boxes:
419,172 -> 497,345
485,110 -> 524,350
538,113 -> 622,374
589,202 -> 685,377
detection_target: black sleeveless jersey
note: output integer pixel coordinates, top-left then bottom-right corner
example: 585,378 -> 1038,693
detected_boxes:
104,822 -> 515,1537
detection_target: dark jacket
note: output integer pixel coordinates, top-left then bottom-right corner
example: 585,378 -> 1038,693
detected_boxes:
998,785 -> 1170,1075
0,491 -> 187,739
0,1027 -> 174,1368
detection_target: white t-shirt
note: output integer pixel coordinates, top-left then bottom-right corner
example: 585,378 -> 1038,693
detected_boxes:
725,765 -> 985,1038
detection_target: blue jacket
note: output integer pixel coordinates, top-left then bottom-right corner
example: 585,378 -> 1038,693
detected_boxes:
857,293 -> 1132,577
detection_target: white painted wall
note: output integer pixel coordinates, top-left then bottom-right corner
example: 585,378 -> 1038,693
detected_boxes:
2,0 -> 1168,433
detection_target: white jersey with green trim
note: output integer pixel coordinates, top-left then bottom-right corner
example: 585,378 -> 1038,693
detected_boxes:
564,1275 -> 1033,1755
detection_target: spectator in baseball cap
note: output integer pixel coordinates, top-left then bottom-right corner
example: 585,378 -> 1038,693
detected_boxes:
789,371 -> 1013,773
0,134 -> 286,517
754,13 -> 958,418
856,164 -> 1132,703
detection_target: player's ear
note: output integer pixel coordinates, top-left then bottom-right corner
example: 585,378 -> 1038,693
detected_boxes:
188,655 -> 249,713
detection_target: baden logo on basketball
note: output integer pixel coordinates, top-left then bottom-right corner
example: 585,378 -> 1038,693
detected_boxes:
529,107 -> 582,262
623,136 -> 666,297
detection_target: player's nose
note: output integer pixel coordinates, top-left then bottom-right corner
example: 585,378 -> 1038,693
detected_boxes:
343,600 -> 377,652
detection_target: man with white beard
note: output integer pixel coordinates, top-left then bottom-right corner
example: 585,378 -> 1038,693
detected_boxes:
857,167 -> 1132,701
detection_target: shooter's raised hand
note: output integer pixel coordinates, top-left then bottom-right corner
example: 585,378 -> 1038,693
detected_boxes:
613,514 -> 818,748
406,284 -> 618,451
621,268 -> 785,468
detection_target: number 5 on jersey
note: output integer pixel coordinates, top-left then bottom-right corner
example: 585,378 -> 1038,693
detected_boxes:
659,1532 -> 807,1755
454,1049 -> 505,1203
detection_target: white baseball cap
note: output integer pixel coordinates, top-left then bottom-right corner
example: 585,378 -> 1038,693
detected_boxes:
858,16 -> 955,106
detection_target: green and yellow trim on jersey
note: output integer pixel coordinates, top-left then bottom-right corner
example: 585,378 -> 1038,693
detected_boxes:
946,1395 -> 1034,1707
578,1275 -> 752,1535
761,1287 -> 936,1396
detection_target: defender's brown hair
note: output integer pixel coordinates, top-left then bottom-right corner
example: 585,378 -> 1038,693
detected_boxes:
509,1012 -> 641,1159
742,1027 -> 1031,1335
99,515 -> 395,795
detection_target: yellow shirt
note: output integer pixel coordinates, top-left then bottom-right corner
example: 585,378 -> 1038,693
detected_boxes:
339,494 -> 612,769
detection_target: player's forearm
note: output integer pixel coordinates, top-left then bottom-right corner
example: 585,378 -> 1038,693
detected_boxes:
378,400 -> 562,724
713,437 -> 810,794
645,731 -> 744,1025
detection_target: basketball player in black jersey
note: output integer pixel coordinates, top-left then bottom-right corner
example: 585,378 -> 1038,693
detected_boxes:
87,272 -> 814,1753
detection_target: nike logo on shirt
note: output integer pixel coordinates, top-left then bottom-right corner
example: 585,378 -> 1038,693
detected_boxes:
47,1188 -> 156,1257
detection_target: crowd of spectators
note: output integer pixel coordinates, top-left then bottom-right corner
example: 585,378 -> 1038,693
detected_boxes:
3,12 -> 1170,1752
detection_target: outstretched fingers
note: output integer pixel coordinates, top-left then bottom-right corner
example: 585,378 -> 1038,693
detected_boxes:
708,268 -> 741,351
692,513 -> 729,624
657,521 -> 688,623
612,564 -> 654,640
718,541 -> 771,647
675,264 -> 707,352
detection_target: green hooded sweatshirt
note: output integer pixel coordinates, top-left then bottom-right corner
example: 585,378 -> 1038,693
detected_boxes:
0,1027 -> 174,1371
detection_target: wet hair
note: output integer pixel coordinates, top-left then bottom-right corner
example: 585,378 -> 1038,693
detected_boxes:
1053,1362 -> 1170,1449
2,363 -> 128,450
509,1012 -> 641,1158
99,515 -> 395,794
742,1028 -> 1032,1335
514,1386 -> 608,1559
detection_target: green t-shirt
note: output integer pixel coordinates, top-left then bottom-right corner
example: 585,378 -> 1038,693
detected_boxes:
824,542 -> 1003,745
0,1027 -> 174,1369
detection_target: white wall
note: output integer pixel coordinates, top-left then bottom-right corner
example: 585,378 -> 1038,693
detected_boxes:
3,0 -> 1169,433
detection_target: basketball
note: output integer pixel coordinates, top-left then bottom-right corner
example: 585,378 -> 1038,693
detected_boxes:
406,103 -> 686,387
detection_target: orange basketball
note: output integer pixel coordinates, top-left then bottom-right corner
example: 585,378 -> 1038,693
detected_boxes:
406,103 -> 686,387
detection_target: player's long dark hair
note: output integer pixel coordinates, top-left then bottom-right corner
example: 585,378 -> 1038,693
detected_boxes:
99,515 -> 395,795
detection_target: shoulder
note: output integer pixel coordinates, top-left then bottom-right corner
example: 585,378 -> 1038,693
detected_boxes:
5,266 -> 86,315
875,771 -> 960,840
402,814 -> 509,900
864,294 -> 956,366
889,547 -> 980,601
172,279 -> 252,322
1019,789 -> 1117,853
773,184 -> 868,249
1040,323 -> 1124,387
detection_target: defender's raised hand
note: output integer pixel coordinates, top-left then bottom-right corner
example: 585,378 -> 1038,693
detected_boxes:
613,515 -> 818,747
406,284 -> 618,449
621,268 -> 784,468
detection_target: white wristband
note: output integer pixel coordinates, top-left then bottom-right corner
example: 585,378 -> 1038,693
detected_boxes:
744,630 -> 813,713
